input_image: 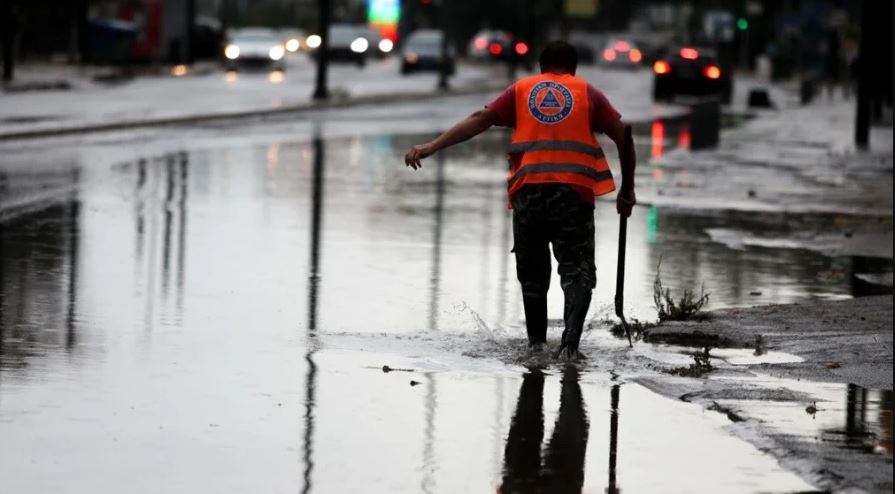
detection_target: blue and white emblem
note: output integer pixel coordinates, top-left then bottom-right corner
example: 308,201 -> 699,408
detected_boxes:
527,81 -> 574,124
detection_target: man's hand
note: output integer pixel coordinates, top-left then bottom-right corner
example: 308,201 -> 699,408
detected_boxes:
402,108 -> 499,171
617,189 -> 636,217
404,143 -> 434,170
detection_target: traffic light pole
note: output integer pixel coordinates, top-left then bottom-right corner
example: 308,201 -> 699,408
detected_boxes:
313,0 -> 331,101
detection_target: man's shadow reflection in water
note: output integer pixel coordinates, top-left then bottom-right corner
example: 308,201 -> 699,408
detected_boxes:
501,365 -> 599,494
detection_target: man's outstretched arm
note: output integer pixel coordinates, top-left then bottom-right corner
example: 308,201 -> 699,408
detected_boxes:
604,119 -> 636,216
404,108 -> 501,169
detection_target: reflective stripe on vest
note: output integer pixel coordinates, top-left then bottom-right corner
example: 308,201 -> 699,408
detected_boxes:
507,162 -> 614,187
509,73 -> 615,198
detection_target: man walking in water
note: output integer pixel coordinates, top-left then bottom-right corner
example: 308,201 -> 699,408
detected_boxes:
404,41 -> 636,358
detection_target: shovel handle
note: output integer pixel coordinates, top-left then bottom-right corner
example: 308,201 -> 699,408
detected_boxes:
614,215 -> 627,318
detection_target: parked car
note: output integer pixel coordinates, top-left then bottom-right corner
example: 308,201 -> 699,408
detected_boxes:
309,24 -> 370,66
652,46 -> 733,104
224,28 -> 285,71
400,29 -> 455,75
599,38 -> 644,67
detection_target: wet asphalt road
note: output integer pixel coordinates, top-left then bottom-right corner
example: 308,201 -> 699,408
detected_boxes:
0,71 -> 891,493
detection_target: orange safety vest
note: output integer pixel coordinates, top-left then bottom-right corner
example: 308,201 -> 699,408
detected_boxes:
508,73 -> 616,199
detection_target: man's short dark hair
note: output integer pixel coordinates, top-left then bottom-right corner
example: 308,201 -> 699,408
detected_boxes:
539,40 -> 578,74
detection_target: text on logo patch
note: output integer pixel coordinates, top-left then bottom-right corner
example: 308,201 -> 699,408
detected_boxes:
527,81 -> 574,124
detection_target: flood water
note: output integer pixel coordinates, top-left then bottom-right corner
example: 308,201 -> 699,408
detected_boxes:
0,99 -> 890,492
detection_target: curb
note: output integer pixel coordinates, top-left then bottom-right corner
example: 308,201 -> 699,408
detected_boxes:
0,83 -> 506,142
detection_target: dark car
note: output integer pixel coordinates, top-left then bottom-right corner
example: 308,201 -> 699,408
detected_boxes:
599,38 -> 644,68
309,24 -> 370,66
467,29 -> 530,66
401,29 -> 455,75
652,46 -> 733,104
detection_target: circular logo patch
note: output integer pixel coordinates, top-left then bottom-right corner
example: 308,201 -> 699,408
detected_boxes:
527,81 -> 574,124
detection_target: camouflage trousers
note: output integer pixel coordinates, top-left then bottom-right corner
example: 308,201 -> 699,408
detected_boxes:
512,184 -> 596,346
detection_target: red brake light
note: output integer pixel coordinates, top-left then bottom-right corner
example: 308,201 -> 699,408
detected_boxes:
474,37 -> 487,50
680,47 -> 699,60
603,48 -> 617,61
703,65 -> 721,79
514,42 -> 528,56
613,40 -> 630,52
629,49 -> 642,63
653,60 -> 670,74
489,43 -> 502,55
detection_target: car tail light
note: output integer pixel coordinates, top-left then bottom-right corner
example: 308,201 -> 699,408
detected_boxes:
629,49 -> 642,63
703,65 -> 721,79
653,60 -> 670,74
651,120 -> 665,160
489,42 -> 503,55
474,37 -> 487,50
680,47 -> 699,60
603,48 -> 617,61
514,42 -> 528,56
614,40 -> 630,52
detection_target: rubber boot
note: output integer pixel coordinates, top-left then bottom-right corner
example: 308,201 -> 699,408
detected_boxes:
522,293 -> 548,346
558,286 -> 592,359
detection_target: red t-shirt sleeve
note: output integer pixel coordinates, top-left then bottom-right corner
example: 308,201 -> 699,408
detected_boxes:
588,84 -> 621,133
485,85 -> 516,128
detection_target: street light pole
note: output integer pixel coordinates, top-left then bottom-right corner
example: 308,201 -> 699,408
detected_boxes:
437,0 -> 450,91
854,0 -> 872,148
313,0 -> 332,101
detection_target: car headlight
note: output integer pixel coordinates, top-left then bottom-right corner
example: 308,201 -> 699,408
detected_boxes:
269,45 -> 285,60
378,39 -> 394,53
350,37 -> 369,54
305,34 -> 321,49
285,38 -> 300,52
225,44 -> 240,60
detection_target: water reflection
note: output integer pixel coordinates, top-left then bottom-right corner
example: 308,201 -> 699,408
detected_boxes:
0,165 -> 80,369
500,366 -> 589,493
303,133 -> 326,494
823,384 -> 894,455
429,152 -> 446,331
607,384 -> 621,494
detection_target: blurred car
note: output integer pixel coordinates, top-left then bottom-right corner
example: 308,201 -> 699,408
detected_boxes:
570,40 -> 596,64
599,38 -> 643,67
309,24 -> 370,66
468,29 -> 509,60
363,27 -> 395,58
193,15 -> 224,60
467,29 -> 530,65
652,46 -> 733,103
400,29 -> 455,75
279,28 -> 306,54
224,28 -> 286,71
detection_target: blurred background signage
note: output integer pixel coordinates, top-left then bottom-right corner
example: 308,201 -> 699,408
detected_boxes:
564,0 -> 597,18
368,0 -> 400,41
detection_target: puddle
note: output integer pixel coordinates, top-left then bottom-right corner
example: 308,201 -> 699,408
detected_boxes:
636,345 -> 805,367
709,376 -> 894,456
0,108 -> 887,492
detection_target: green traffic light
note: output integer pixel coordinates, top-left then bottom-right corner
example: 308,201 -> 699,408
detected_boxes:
737,18 -> 749,30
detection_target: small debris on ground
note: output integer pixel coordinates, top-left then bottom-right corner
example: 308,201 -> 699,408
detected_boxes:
409,380 -> 422,387
805,402 -> 819,417
382,365 -> 414,373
